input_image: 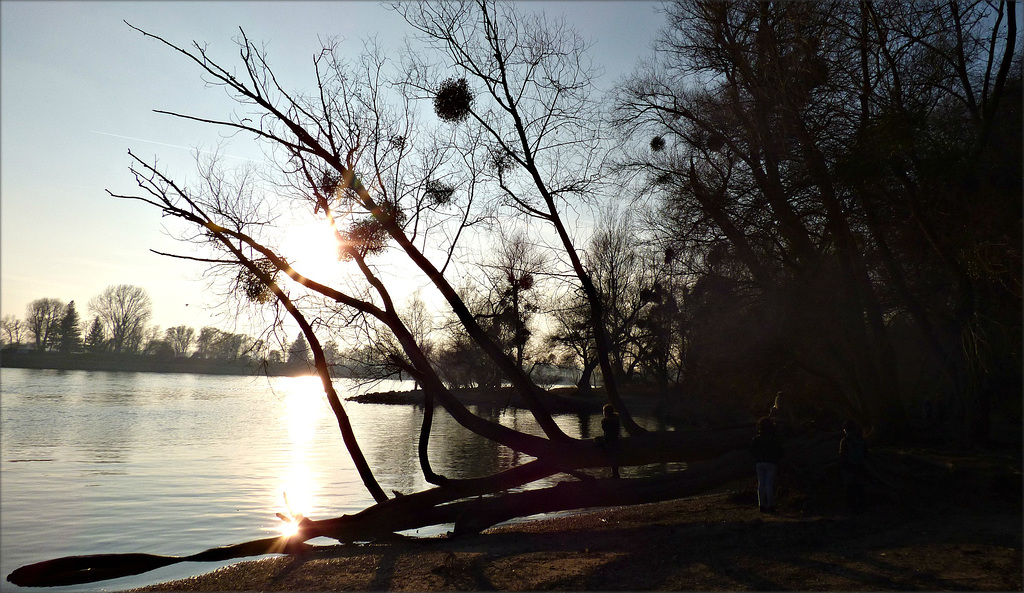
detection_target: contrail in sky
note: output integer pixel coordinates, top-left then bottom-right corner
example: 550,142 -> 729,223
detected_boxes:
90,131 -> 259,162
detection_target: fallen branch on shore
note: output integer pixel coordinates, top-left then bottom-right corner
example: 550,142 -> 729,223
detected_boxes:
7,448 -> 752,588
5,536 -> 311,588
9,431 -> 981,589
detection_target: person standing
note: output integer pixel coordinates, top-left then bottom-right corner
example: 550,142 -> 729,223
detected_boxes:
750,416 -> 784,513
599,404 -> 621,478
839,420 -> 868,513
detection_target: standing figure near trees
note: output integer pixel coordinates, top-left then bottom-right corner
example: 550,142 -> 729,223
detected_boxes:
750,416 -> 783,513
839,420 -> 868,513
598,404 -> 621,478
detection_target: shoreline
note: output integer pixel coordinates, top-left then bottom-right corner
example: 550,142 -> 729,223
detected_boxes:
125,484 -> 1021,591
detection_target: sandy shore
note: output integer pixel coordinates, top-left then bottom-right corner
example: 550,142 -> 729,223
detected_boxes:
126,486 -> 1020,591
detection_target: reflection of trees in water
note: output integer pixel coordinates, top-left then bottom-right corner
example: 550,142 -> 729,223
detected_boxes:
356,403 -> 682,491
575,412 -> 593,440
359,404 -> 564,492
361,405 -> 424,495
431,405 -> 511,480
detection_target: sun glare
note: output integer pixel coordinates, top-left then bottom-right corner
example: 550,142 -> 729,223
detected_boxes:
281,220 -> 344,281
279,376 -> 327,443
272,376 -> 327,538
278,516 -> 301,537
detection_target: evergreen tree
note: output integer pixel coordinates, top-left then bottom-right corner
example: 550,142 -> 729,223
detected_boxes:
57,301 -> 83,354
287,333 -> 310,364
84,316 -> 106,353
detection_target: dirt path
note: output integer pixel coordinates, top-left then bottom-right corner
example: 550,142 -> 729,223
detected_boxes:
128,488 -> 1020,591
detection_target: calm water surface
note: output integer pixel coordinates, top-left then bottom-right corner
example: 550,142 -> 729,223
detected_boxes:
1,368 -> 661,591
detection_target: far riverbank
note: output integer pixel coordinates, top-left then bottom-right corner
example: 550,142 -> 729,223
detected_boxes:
0,350 -> 316,377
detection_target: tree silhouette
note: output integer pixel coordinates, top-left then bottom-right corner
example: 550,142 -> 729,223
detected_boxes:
611,0 -> 1020,443
102,0 -> 753,546
25,298 -> 64,352
84,316 -> 106,353
88,285 -> 152,354
57,301 -> 83,354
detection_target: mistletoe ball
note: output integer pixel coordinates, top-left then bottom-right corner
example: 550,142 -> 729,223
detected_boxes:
434,77 -> 474,123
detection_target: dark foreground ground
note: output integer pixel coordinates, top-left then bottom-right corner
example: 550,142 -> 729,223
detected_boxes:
128,462 -> 1021,592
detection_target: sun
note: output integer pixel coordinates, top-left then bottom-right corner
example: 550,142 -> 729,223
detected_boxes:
280,220 -> 345,282
278,517 -> 301,537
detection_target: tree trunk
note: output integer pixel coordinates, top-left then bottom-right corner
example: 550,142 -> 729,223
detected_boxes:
577,356 -> 599,395
298,448 -> 754,543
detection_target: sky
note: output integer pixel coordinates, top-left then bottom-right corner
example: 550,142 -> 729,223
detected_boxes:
1,1 -> 664,336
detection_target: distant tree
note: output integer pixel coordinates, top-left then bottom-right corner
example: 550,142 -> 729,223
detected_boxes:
349,292 -> 440,384
25,298 -> 65,352
404,291 -> 436,365
585,211 -> 659,384
140,325 -> 162,354
323,340 -> 342,367
345,331 -> 408,381
432,324 -> 495,389
1,315 -> 26,347
57,301 -> 84,354
195,326 -> 246,360
195,327 -> 220,359
476,233 -> 547,372
433,282 -> 503,389
549,212 -> 662,391
633,281 -> 682,389
216,331 -> 244,360
239,334 -> 257,361
287,333 -> 310,365
88,285 -> 153,354
84,316 -> 106,353
547,290 -> 598,391
164,325 -> 196,357
427,235 -> 549,390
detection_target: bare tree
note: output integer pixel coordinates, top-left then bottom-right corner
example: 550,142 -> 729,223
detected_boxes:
164,325 -> 196,358
1,315 -> 26,347
88,284 -> 153,354
25,298 -> 65,352
548,210 -> 664,392
611,0 -> 1020,442
473,232 -> 547,372
586,210 -> 660,383
396,1 -> 648,434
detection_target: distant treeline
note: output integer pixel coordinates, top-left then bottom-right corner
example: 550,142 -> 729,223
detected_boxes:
1,285 -> 343,376
0,350 -> 317,377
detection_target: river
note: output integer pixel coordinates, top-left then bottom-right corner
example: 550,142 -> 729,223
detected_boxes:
0,368 -> 669,591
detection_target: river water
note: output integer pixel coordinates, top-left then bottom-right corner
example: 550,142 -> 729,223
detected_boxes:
0,368 -> 666,591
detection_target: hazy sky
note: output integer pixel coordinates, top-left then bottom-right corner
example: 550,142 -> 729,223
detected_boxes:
1,1 -> 664,333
